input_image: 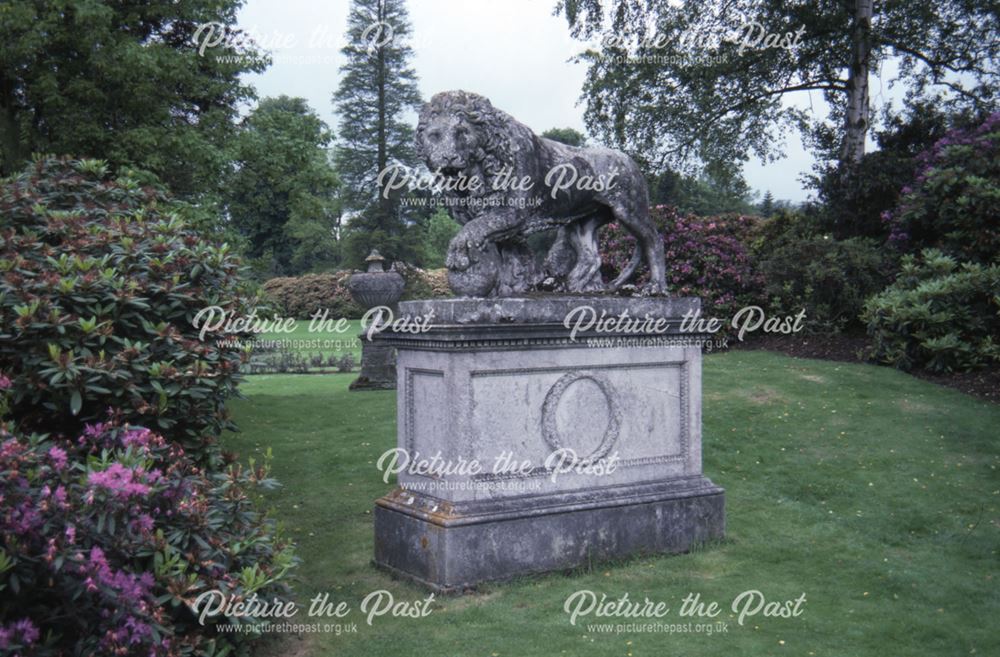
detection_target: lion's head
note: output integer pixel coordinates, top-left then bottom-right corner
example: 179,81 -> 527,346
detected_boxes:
415,90 -> 512,182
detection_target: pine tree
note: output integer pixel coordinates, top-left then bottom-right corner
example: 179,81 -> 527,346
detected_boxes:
333,0 -> 422,266
760,191 -> 776,218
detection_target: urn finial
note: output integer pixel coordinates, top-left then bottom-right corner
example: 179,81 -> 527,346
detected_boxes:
364,249 -> 386,273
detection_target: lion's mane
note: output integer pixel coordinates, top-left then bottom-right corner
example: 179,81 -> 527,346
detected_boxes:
415,90 -> 523,183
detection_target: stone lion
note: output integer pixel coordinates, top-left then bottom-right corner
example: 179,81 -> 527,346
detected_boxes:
415,90 -> 666,297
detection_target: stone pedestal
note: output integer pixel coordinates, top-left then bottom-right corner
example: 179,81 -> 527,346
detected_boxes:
347,250 -> 404,391
372,297 -> 724,592
349,338 -> 397,390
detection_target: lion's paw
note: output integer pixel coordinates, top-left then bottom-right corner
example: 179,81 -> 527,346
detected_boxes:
446,247 -> 471,271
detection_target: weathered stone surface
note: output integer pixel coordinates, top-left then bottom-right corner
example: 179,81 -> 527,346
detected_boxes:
398,296 -> 699,326
415,90 -> 666,297
348,340 -> 397,391
348,251 -> 405,390
375,481 -> 725,592
372,296 -> 724,590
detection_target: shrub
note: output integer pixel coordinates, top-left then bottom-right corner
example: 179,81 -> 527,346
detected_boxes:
261,266 -> 452,320
750,212 -> 890,333
0,157 -> 255,464
246,348 -> 310,375
335,353 -> 356,373
884,112 -> 1000,264
862,250 -> 1000,372
0,418 -> 296,657
261,272 -> 363,319
809,100 -> 953,240
600,207 -> 764,325
397,263 -> 452,301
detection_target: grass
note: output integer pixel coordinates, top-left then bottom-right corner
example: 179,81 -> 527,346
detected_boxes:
251,319 -> 364,371
223,351 -> 1000,657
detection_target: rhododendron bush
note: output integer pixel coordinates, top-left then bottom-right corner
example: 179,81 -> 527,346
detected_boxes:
748,211 -> 890,333
863,250 -> 1000,373
0,158 -> 295,656
884,113 -> 1000,264
869,114 -> 1000,371
0,157 -> 257,465
600,207 -> 765,325
0,417 -> 296,656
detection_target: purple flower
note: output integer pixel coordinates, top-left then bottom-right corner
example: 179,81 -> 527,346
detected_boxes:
48,446 -> 68,469
129,513 -> 155,534
121,427 -> 155,448
16,619 -> 39,644
81,421 -> 112,444
53,485 -> 68,508
87,463 -> 151,499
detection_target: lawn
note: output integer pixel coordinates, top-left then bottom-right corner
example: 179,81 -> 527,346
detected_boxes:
223,350 -> 1000,657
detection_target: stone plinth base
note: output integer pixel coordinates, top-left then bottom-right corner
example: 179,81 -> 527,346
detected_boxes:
374,478 -> 724,592
371,296 -> 724,591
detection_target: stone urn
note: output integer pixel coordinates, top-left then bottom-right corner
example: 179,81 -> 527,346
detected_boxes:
347,250 -> 405,310
347,250 -> 405,390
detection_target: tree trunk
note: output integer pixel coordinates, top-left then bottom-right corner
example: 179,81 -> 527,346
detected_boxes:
841,0 -> 872,167
0,73 -> 24,177
375,0 -> 390,234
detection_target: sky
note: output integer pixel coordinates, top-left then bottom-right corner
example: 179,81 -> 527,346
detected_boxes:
235,0 -> 892,203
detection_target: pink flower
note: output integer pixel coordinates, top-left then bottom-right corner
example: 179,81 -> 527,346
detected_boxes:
121,427 -> 157,449
53,485 -> 68,508
129,513 -> 154,534
81,421 -> 112,442
47,446 -> 68,470
87,464 -> 151,499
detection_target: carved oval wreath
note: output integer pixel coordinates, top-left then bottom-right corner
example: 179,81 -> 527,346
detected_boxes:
541,371 -> 622,465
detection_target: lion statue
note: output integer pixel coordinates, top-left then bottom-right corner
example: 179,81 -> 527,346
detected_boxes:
415,90 -> 666,297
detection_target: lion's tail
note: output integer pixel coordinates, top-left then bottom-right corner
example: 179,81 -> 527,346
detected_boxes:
609,244 -> 642,290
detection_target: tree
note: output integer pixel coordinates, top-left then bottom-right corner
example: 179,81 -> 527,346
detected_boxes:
542,127 -> 587,146
225,96 -> 341,276
422,208 -> 461,268
557,0 -> 999,176
333,0 -> 422,266
0,0 -> 268,198
649,168 -> 756,216
759,191 -> 776,218
810,98 -> 959,238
